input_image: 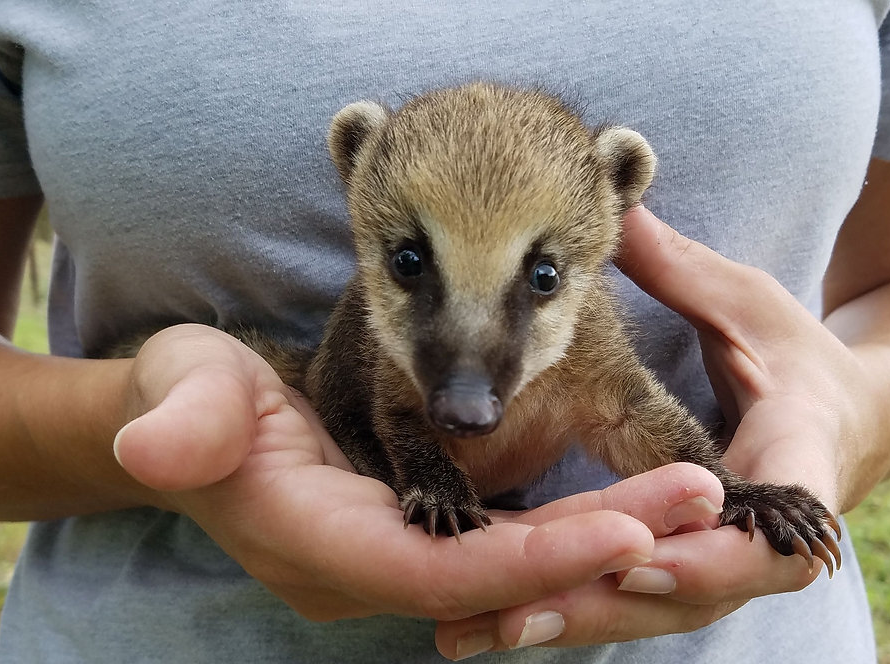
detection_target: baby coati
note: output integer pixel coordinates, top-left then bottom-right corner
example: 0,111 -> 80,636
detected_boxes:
120,82 -> 841,573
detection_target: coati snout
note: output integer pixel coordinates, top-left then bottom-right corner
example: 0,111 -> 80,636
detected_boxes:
427,376 -> 503,437
327,82 -> 656,438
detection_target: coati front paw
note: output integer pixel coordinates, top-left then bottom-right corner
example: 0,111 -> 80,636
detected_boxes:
720,481 -> 842,577
400,487 -> 492,542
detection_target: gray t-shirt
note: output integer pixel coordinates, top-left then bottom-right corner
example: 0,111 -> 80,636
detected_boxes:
1,1 -> 888,662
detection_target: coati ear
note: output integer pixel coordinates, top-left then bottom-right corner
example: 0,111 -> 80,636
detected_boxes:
593,127 -> 657,212
327,101 -> 392,184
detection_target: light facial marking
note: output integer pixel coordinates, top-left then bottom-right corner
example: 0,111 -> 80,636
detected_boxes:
416,209 -> 543,298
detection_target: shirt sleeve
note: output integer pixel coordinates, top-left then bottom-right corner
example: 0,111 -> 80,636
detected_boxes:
873,16 -> 890,161
0,41 -> 42,198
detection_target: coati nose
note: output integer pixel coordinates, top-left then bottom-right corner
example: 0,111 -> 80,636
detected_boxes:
427,381 -> 504,437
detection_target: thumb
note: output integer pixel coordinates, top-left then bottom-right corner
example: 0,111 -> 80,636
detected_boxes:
113,366 -> 256,491
616,206 -> 809,343
615,206 -> 759,330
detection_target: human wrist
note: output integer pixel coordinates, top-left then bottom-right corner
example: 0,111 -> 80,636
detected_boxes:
1,347 -> 167,519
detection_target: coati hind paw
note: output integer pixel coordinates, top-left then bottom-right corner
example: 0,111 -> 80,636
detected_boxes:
720,482 -> 842,578
400,488 -> 492,543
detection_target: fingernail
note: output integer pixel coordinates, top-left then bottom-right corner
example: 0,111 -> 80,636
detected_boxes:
512,611 -> 565,649
454,630 -> 495,660
617,567 -> 677,594
600,551 -> 652,575
112,420 -> 134,466
664,496 -> 722,529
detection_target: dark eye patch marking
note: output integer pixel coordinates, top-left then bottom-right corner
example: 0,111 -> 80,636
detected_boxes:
499,242 -> 562,340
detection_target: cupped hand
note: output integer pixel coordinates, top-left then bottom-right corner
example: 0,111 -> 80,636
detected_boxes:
437,206 -> 866,658
436,471 -> 818,659
617,206 -> 876,514
111,324 -> 672,623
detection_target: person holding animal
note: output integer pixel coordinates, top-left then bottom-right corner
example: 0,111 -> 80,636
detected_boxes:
0,2 -> 887,662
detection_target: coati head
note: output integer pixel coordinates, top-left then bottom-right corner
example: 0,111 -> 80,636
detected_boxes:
328,82 -> 655,437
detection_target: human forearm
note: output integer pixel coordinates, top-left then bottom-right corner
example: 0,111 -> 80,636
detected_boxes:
821,157 -> 890,493
823,282 -> 890,493
0,342 -> 159,520
0,195 -> 163,519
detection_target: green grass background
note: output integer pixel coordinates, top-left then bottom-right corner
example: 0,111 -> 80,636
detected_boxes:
1,238 -> 888,662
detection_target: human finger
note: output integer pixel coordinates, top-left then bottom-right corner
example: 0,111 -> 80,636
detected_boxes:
435,525 -> 823,658
512,463 -> 724,537
616,524 -> 828,606
616,206 -> 807,341
435,575 -> 741,658
113,365 -> 257,490
267,466 -> 657,622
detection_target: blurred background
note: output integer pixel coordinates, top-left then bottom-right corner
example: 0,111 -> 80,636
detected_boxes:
1,216 -> 888,661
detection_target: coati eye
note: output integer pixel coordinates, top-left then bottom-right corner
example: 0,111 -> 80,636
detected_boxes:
529,261 -> 560,294
391,246 -> 424,279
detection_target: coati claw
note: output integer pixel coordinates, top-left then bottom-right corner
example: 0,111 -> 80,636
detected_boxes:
790,533 -> 814,572
790,531 -> 841,577
469,511 -> 492,531
444,509 -> 462,541
822,534 -> 842,571
399,491 -> 490,540
403,499 -> 421,529
825,511 -> 842,541
721,482 -> 841,578
810,538 -> 834,579
426,509 -> 438,541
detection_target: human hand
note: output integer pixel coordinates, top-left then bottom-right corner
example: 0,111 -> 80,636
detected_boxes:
617,206 -> 879,516
435,467 -> 824,659
112,324 -> 665,623
436,206 -> 863,658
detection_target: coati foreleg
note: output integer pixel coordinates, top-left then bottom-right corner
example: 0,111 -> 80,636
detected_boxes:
582,363 -> 842,573
374,408 -> 492,539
